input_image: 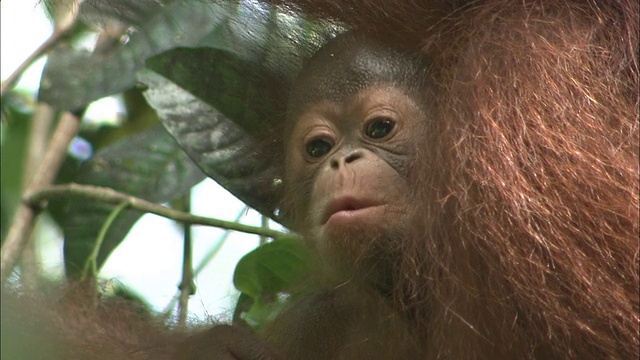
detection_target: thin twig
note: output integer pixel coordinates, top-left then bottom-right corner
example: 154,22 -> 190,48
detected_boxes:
178,195 -> 193,328
161,207 -> 248,320
25,183 -> 292,240
19,103 -> 56,287
0,21 -> 76,96
260,215 -> 269,245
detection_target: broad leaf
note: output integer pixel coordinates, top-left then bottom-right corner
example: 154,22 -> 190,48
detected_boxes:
39,0 -> 235,111
140,8 -> 340,220
138,70 -> 283,222
56,125 -> 205,277
233,236 -> 311,301
232,236 -> 312,328
41,0 -> 340,222
145,48 -> 286,135
79,0 -> 166,28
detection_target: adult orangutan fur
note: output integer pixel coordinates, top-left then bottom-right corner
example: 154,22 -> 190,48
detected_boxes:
269,1 -> 638,358
2,0 -> 638,359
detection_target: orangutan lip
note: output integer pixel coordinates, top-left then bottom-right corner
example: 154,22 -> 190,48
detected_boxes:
322,196 -> 380,224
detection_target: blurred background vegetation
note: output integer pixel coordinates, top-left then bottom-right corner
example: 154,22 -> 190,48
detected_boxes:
1,0 -> 335,327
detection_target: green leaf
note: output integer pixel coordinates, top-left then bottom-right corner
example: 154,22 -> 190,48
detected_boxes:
137,5 -> 339,221
54,125 -> 205,278
39,1 -> 235,111
0,92 -> 34,241
139,70 -> 284,224
39,0 -> 339,112
233,236 -> 311,301
145,48 -> 286,135
79,0 -> 166,28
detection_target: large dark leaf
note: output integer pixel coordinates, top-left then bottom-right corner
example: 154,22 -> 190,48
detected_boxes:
79,0 -> 166,28
140,9 -> 340,221
138,70 -> 283,223
42,0 -> 340,221
55,125 -> 205,278
39,0 -> 339,112
39,0 -> 235,111
145,48 -> 287,135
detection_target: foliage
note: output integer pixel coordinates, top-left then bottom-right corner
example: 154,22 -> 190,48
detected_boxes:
233,236 -> 313,328
1,0 -> 340,325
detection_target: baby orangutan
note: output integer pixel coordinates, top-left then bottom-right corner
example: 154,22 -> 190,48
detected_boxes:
3,0 -> 638,358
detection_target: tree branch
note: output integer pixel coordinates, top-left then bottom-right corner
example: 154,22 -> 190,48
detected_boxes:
19,103 -> 56,287
0,21 -> 76,96
1,112 -> 81,286
24,183 -> 292,240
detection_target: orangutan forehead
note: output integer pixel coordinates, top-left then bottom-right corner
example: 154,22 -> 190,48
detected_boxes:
288,33 -> 428,117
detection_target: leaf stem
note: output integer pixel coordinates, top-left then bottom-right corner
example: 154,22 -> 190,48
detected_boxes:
81,201 -> 130,280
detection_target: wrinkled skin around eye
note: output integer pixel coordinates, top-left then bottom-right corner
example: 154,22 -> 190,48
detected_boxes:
283,85 -> 428,282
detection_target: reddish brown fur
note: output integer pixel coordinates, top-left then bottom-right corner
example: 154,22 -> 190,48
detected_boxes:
2,285 -> 188,359
3,1 -> 637,359
270,0 -> 639,358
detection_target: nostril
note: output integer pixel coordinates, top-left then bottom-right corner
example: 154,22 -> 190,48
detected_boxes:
330,157 -> 340,169
330,149 -> 362,169
344,150 -> 362,164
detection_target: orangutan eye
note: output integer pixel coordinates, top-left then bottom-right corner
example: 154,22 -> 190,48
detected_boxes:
306,138 -> 333,158
365,117 -> 396,139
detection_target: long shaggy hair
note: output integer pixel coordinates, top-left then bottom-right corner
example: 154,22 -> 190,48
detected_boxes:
4,1 -> 637,359
271,0 -> 639,358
